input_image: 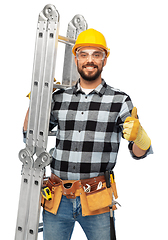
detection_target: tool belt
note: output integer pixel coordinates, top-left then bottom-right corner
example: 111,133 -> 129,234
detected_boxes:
41,173 -> 118,216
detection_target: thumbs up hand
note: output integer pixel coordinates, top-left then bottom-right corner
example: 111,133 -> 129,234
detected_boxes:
123,107 -> 140,141
123,107 -> 151,150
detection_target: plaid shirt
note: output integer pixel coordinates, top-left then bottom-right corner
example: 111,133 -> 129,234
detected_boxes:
49,79 -> 135,180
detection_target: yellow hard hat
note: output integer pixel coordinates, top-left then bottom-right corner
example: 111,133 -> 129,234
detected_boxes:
72,28 -> 110,57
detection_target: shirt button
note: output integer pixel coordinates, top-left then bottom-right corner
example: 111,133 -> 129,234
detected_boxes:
85,96 -> 87,99
81,112 -> 84,114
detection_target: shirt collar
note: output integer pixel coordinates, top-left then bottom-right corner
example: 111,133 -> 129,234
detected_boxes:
73,79 -> 107,97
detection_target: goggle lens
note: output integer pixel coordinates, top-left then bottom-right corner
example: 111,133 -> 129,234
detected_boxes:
76,50 -> 105,61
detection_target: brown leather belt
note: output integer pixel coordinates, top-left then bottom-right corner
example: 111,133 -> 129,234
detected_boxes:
49,173 -> 105,199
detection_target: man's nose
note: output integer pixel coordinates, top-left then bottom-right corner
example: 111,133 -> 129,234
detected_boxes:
87,54 -> 94,61
87,54 -> 94,62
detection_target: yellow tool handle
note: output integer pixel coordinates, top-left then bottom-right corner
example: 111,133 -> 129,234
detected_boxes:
110,171 -> 115,184
110,174 -> 114,184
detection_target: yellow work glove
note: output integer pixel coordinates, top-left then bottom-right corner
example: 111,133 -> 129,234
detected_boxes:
123,107 -> 151,150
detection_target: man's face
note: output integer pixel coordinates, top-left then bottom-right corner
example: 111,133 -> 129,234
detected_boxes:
75,47 -> 107,82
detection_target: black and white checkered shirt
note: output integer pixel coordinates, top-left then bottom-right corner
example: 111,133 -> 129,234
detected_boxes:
49,79 -> 134,180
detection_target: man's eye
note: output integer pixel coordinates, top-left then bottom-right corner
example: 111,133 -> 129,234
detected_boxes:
80,53 -> 88,58
94,54 -> 100,57
93,52 -> 102,58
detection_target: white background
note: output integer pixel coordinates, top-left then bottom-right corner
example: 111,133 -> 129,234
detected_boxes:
1,0 -> 168,239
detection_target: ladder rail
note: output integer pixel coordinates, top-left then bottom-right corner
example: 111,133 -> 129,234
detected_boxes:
25,152 -> 51,240
15,5 -> 59,240
62,15 -> 88,86
26,5 -> 60,157
36,18 -> 60,156
15,4 -> 88,240
15,149 -> 34,240
26,18 -> 48,156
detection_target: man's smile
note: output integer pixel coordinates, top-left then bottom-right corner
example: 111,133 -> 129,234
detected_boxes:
83,64 -> 98,72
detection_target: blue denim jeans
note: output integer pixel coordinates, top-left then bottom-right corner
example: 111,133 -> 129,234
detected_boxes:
43,195 -> 112,240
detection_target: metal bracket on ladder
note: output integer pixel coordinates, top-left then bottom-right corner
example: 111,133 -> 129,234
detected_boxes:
62,14 -> 88,86
15,4 -> 87,240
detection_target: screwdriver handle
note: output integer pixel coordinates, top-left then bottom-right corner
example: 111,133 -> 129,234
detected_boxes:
105,171 -> 111,188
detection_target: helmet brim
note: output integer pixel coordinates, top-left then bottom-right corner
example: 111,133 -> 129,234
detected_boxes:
72,43 -> 110,57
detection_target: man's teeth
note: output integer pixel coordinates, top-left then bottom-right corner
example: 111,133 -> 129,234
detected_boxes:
85,66 -> 95,69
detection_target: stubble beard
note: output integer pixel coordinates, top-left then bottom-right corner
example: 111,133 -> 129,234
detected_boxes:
77,62 -> 103,82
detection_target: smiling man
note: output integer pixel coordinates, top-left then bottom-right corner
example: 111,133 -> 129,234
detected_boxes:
24,28 -> 152,240
75,46 -> 107,85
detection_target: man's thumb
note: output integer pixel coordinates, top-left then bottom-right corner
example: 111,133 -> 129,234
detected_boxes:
131,107 -> 138,119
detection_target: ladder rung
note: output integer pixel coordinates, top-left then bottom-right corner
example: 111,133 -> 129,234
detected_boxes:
53,83 -> 71,89
58,35 -> 75,46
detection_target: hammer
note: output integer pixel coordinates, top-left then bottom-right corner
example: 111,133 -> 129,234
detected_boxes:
105,171 -> 121,240
109,199 -> 121,240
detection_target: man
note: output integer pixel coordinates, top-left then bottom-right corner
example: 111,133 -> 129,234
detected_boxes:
24,28 -> 152,240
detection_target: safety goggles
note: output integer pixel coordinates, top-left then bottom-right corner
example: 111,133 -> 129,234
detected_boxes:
76,49 -> 106,62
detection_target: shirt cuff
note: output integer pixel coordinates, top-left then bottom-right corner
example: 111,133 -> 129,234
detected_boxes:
23,128 -> 27,144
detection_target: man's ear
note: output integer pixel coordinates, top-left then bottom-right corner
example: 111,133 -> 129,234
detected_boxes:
74,57 -> 77,66
103,57 -> 107,67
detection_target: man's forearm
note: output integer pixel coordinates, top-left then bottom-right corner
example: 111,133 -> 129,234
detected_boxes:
23,108 -> 29,131
132,143 -> 147,157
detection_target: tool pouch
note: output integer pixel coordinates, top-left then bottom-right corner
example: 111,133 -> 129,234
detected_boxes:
85,182 -> 112,212
41,173 -> 117,216
41,177 -> 62,214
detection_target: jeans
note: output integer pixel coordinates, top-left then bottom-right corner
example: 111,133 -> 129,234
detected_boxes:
43,195 -> 113,240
